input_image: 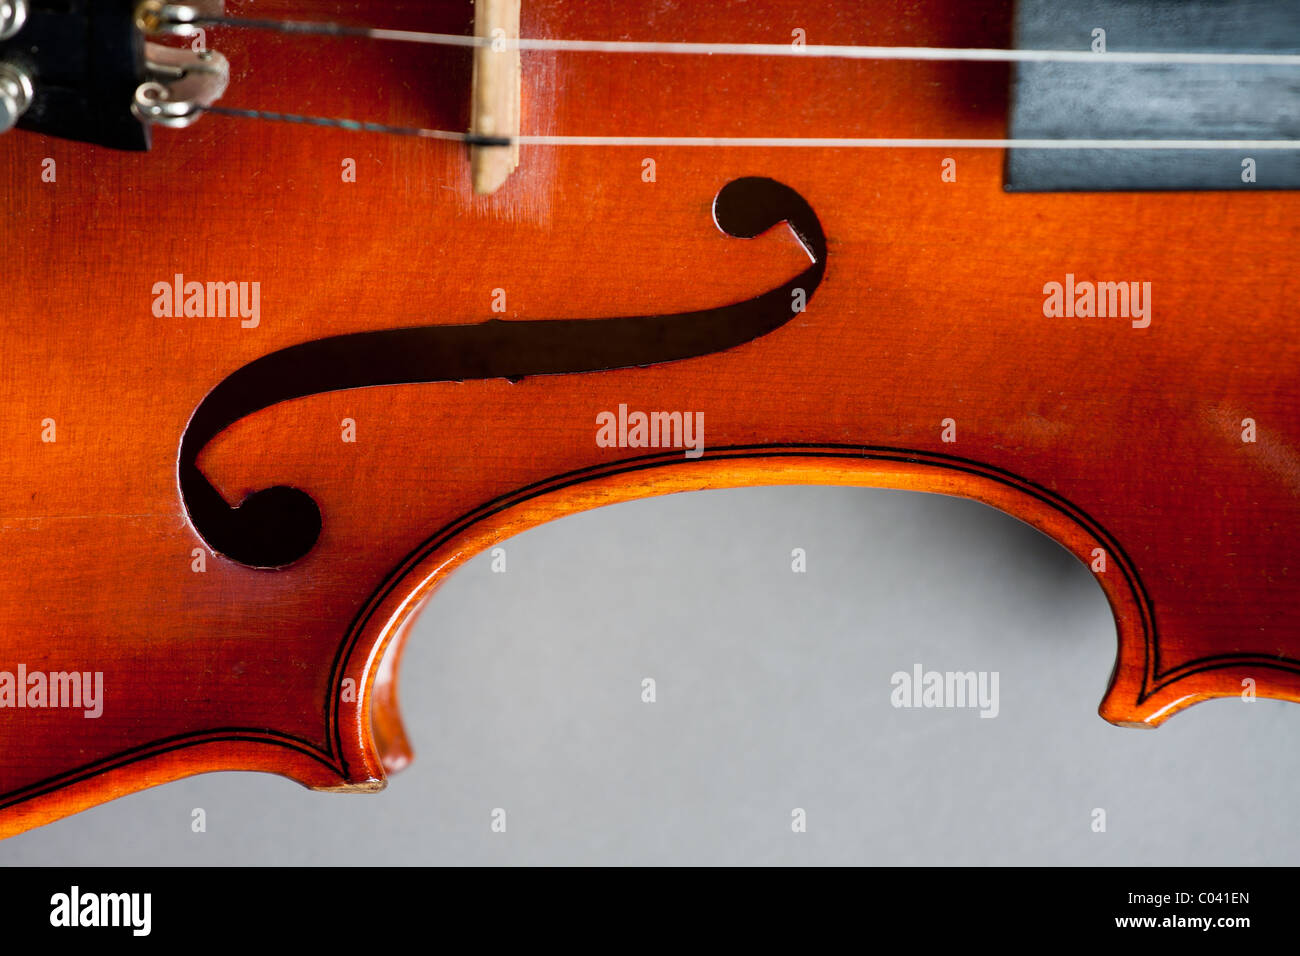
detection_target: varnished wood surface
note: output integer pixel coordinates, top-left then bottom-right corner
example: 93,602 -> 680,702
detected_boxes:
0,0 -> 1297,837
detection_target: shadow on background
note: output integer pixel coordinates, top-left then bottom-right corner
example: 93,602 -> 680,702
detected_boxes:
2,485 -> 1293,865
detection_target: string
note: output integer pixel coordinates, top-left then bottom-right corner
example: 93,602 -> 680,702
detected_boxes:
201,106 -> 1300,149
184,13 -> 1300,148
186,14 -> 1300,65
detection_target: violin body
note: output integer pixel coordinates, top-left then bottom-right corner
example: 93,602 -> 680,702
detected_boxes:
0,0 -> 1297,838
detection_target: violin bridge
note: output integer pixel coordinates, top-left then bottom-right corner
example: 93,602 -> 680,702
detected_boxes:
469,0 -> 521,195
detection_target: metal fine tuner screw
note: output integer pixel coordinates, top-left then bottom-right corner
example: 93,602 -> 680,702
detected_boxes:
0,61 -> 33,134
0,0 -> 28,41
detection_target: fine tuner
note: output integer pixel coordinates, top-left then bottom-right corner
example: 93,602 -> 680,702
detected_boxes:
0,0 -> 523,192
2,0 -> 1297,195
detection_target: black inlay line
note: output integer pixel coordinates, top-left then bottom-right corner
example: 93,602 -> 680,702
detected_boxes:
0,728 -> 340,811
7,185 -> 1282,810
0,177 -> 825,812
323,442 -> 1181,768
178,177 -> 826,570
4,450 -> 1290,810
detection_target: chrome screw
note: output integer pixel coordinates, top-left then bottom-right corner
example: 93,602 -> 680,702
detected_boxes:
0,0 -> 28,42
0,61 -> 34,134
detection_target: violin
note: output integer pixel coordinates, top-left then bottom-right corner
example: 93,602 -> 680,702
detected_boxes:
0,0 -> 1297,841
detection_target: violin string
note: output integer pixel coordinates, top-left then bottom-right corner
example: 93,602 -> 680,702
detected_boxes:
200,105 -> 1300,150
187,14 -> 1300,65
189,13 -> 1300,147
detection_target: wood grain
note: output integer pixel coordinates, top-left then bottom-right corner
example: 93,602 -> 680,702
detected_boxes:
0,0 -> 1296,837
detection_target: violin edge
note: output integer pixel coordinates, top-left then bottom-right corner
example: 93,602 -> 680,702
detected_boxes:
2,445 -> 1291,839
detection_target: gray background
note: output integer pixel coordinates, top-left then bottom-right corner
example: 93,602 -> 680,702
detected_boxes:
2,486 -> 1294,865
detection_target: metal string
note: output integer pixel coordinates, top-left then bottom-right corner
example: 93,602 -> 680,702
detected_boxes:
186,13 -> 1300,65
188,13 -> 1300,149
201,106 -> 1300,150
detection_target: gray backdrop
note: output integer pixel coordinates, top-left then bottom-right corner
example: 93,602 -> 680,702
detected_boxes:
2,486 -> 1294,865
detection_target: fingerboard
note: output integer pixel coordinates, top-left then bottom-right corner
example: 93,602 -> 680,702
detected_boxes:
1005,0 -> 1300,190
